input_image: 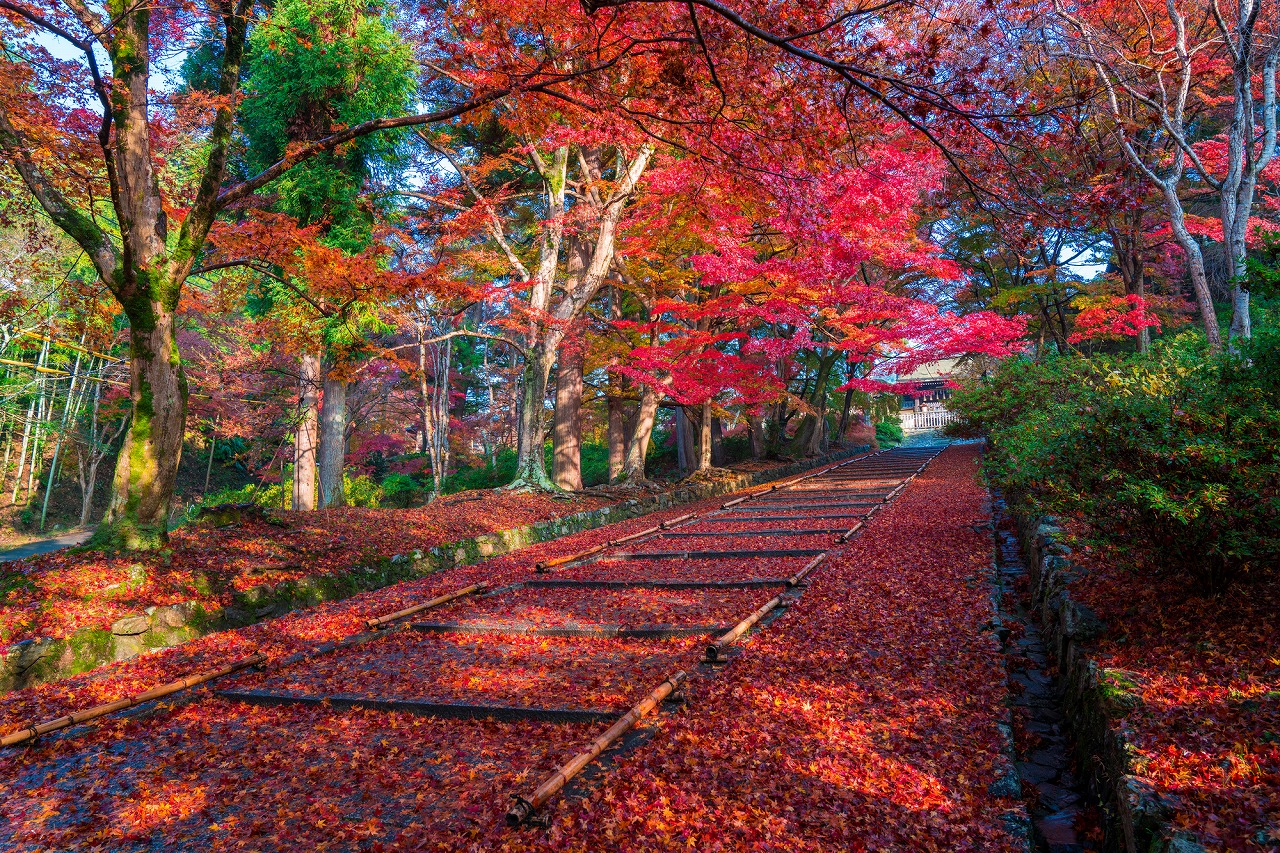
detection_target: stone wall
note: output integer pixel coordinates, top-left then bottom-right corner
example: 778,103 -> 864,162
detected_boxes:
1011,507 -> 1204,853
0,446 -> 868,695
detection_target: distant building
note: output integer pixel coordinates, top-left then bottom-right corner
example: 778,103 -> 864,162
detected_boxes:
894,359 -> 958,433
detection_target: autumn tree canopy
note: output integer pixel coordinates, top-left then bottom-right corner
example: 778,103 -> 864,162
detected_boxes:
1,0 -> 1276,544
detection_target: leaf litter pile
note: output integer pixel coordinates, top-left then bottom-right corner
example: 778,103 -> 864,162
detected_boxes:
1067,547 -> 1280,850
0,445 -> 1035,851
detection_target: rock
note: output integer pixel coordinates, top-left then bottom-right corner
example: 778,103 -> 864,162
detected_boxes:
193,502 -> 263,527
110,615 -> 151,636
1063,603 -> 1105,641
112,633 -> 146,662
988,769 -> 1022,799
1165,833 -> 1209,853
1017,761 -> 1058,784
151,604 -> 191,629
1035,811 -> 1078,846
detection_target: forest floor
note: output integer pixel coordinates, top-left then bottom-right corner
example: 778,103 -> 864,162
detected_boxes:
0,444 -> 1036,852
0,453 -> 852,647
1066,542 -> 1280,851
0,489 -> 612,646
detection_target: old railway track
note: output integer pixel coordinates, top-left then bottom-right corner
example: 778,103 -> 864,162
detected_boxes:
3,445 -> 945,828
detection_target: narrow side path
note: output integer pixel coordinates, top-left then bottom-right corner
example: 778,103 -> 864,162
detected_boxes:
0,530 -> 91,562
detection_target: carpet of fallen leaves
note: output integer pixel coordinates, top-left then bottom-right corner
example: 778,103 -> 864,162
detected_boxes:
0,445 -> 1027,851
444,585 -> 764,630
0,491 -> 614,645
230,632 -> 702,710
1067,548 -> 1280,851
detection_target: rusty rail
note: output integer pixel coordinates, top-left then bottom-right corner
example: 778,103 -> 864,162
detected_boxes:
705,594 -> 785,662
505,670 -> 688,826
1,652 -> 267,748
365,583 -> 488,629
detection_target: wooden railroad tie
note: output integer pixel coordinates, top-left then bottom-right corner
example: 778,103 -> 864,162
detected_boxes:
605,548 -> 825,560
409,622 -> 732,639
524,578 -> 791,590
218,689 -> 621,725
657,528 -> 848,537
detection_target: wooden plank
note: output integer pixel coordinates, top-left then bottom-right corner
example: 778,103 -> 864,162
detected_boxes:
605,548 -> 825,560
409,622 -> 732,639
656,529 -> 845,537
217,689 -> 621,724
524,578 -> 789,590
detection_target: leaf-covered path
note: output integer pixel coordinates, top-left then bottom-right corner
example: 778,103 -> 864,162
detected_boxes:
0,444 -> 1026,851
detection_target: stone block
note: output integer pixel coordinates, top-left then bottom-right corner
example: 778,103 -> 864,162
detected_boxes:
110,615 -> 151,636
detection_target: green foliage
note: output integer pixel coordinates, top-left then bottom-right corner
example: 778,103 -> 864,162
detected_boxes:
950,331 -> 1280,590
379,472 -> 420,507
202,481 -> 286,510
875,417 -> 904,448
240,0 -> 415,250
440,442 -> 613,495
343,473 -> 383,508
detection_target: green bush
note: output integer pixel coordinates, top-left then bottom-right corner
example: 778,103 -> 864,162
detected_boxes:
875,417 -> 904,448
202,481 -> 286,510
379,472 -> 421,507
950,331 -> 1280,591
344,473 -> 383,508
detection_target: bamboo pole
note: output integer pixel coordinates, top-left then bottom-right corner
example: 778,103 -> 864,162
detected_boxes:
536,545 -> 607,572
1,652 -> 266,748
720,495 -> 751,509
787,553 -> 825,587
365,583 -> 487,630
40,345 -> 87,530
505,670 -> 687,826
11,394 -> 36,505
608,525 -> 661,546
658,512 -> 696,529
705,594 -> 785,662
838,521 -> 864,542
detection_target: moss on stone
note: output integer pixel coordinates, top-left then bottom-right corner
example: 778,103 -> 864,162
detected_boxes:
66,629 -> 114,676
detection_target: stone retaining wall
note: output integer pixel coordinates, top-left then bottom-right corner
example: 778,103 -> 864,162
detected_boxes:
0,446 -> 868,695
1011,506 -> 1204,853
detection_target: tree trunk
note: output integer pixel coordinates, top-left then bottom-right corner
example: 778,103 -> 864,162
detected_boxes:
620,384 -> 659,483
511,343 -> 557,489
675,407 -> 696,474
698,400 -> 712,471
552,340 -> 584,491
1156,185 -> 1222,351
749,412 -> 765,459
97,305 -> 189,549
318,368 -> 348,508
607,395 -> 626,482
710,416 -> 725,466
293,352 -> 320,511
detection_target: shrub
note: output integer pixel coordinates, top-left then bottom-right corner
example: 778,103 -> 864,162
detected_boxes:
379,472 -> 421,507
950,331 -> 1280,591
202,481 -> 286,510
344,473 -> 383,508
875,417 -> 904,448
